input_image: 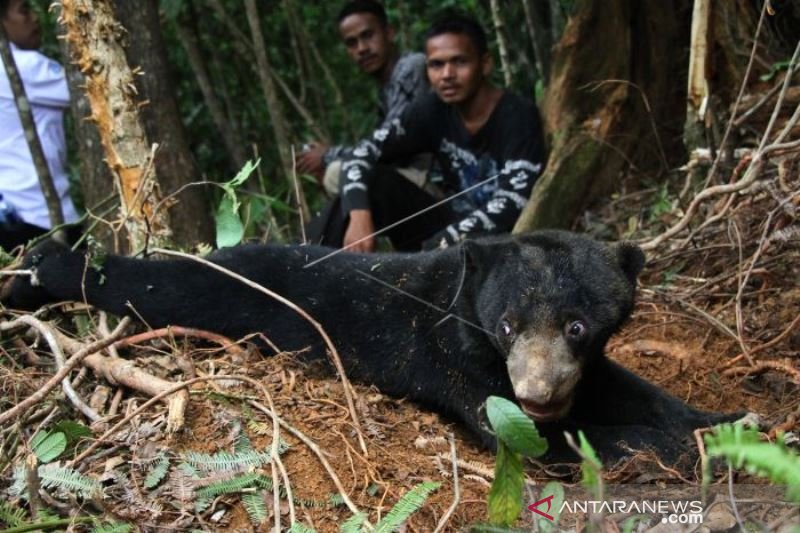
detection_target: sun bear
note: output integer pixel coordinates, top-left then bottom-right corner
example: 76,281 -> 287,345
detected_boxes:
2,231 -> 740,463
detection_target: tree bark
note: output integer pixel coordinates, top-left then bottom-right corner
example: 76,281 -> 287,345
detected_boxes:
490,0 -> 513,87
514,0 -> 691,232
112,0 -> 214,247
0,23 -> 65,232
60,0 -> 173,252
59,33 -> 123,252
685,0 -> 711,151
243,0 -> 293,182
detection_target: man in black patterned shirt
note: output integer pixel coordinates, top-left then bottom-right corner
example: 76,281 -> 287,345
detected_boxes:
310,11 -> 546,252
296,0 -> 429,194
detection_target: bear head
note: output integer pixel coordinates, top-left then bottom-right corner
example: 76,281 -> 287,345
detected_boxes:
466,230 -> 645,422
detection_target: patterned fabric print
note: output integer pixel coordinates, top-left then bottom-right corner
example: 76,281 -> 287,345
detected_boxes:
339,90 -> 546,249
324,53 -> 428,166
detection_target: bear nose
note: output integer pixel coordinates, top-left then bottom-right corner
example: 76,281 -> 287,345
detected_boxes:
536,380 -> 553,403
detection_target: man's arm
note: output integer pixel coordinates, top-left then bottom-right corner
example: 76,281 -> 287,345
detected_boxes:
317,53 -> 428,173
6,49 -> 69,108
423,101 -> 546,249
340,94 -> 437,250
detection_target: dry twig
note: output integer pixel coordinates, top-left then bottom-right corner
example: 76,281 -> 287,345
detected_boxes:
0,317 -> 131,426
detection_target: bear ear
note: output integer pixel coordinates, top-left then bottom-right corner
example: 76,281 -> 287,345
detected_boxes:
612,242 -> 646,285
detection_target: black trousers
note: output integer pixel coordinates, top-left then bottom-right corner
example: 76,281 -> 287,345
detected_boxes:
306,166 -> 456,251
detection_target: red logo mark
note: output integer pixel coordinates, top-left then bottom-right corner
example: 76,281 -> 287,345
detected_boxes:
528,494 -> 555,521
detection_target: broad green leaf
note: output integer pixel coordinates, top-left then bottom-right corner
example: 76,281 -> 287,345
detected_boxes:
488,441 -> 524,526
216,195 -> 244,248
54,420 -> 92,444
31,431 -> 67,463
486,396 -> 548,457
535,481 -> 564,531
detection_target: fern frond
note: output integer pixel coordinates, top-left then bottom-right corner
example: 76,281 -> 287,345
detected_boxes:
8,464 -> 26,498
234,431 -> 254,454
289,523 -> 319,533
183,449 -> 272,472
242,492 -> 268,525
374,482 -> 441,533
195,495 -> 212,514
91,521 -> 134,533
340,512 -> 366,533
195,472 -> 270,499
329,493 -> 346,507
0,501 -> 28,527
144,454 -> 170,489
705,424 -> 800,503
38,463 -> 101,498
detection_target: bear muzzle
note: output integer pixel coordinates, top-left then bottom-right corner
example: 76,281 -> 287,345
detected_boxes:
507,331 -> 582,422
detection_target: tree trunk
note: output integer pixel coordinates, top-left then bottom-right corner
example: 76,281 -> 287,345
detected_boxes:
113,0 -> 214,247
514,0 -> 691,232
243,0 -> 293,182
173,8 -> 248,173
58,32 -> 124,252
60,0 -> 173,252
490,0 -> 513,87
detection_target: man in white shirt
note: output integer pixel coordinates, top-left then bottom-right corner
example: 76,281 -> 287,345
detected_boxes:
0,0 -> 79,251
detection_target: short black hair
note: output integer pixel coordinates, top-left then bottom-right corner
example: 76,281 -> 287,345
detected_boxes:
337,0 -> 388,27
0,0 -> 10,18
424,10 -> 488,56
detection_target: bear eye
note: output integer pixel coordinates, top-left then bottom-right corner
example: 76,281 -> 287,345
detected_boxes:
565,320 -> 587,341
500,319 -> 514,337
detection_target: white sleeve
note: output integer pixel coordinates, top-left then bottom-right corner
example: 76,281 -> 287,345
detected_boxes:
1,48 -> 69,108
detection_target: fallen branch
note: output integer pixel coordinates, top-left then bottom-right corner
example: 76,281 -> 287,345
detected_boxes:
722,359 -> 800,384
7,315 -> 99,421
115,325 -> 245,356
433,434 -> 460,533
0,317 -> 131,426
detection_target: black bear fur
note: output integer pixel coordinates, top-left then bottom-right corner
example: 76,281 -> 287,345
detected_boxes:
3,231 -> 740,464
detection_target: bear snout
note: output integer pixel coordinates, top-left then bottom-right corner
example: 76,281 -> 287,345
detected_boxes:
506,331 -> 582,421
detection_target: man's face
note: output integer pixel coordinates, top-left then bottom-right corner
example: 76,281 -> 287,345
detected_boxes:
2,0 -> 41,50
425,33 -> 490,105
339,12 -> 394,76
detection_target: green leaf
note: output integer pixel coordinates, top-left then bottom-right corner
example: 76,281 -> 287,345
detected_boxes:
535,481 -> 564,531
31,431 -> 67,463
215,194 -> 245,248
578,431 -> 602,498
53,420 -> 93,444
705,424 -> 800,503
488,441 -> 524,526
226,159 -> 260,190
486,396 -> 548,457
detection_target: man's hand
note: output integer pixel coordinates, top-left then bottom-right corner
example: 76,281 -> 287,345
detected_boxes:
295,142 -> 328,184
344,209 -> 376,252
